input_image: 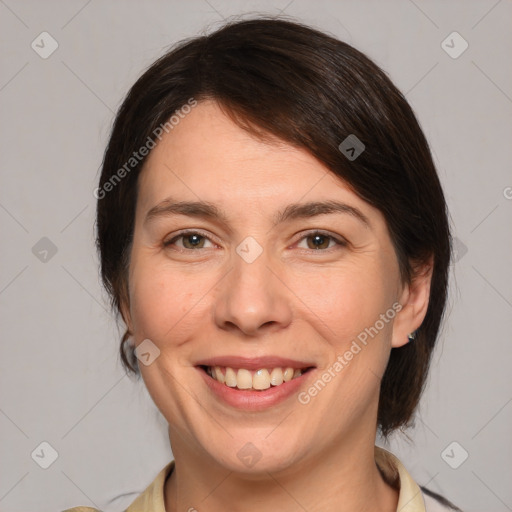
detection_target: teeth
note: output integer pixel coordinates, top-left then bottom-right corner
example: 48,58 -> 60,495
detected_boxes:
283,368 -> 294,382
206,366 -> 306,391
270,368 -> 283,386
253,369 -> 271,390
236,369 -> 253,389
213,367 -> 225,384
225,367 -> 237,387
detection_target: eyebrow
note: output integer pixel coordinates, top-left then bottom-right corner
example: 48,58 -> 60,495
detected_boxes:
144,197 -> 370,228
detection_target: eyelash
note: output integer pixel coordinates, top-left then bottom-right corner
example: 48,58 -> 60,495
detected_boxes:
163,229 -> 347,253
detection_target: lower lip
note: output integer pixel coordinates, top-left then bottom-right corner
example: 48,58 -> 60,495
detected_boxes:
198,367 -> 313,411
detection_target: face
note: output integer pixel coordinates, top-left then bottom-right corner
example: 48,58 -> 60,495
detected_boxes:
123,100 -> 423,474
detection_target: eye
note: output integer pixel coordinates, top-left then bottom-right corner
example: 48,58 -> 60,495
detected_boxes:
296,231 -> 346,251
163,231 -> 216,250
163,230 -> 346,252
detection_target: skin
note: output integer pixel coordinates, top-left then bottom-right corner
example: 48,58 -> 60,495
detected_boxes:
121,100 -> 432,512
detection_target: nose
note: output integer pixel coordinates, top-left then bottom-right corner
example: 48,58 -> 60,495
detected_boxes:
213,248 -> 293,337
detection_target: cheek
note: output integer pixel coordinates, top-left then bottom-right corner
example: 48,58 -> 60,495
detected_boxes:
294,266 -> 397,417
128,259 -> 207,343
289,261 -> 396,349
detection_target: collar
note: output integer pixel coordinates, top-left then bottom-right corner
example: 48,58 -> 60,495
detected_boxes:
375,446 -> 426,511
126,446 -> 426,512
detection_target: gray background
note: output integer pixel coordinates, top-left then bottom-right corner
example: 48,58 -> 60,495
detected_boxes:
1,1 -> 511,511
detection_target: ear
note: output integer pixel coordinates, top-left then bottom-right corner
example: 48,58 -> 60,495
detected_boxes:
392,257 -> 433,348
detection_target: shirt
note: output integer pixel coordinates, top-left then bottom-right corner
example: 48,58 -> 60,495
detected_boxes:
63,446 -> 459,512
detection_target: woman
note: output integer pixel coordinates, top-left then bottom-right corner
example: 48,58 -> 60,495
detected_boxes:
67,17 -> 460,512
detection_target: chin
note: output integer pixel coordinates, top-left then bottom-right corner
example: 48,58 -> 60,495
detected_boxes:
193,426 -> 307,476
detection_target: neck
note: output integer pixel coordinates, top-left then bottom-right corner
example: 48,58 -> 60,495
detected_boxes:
164,430 -> 398,512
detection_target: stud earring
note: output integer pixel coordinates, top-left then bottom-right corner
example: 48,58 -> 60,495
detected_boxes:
407,331 -> 417,342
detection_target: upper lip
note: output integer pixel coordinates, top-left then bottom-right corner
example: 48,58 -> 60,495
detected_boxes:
195,356 -> 316,370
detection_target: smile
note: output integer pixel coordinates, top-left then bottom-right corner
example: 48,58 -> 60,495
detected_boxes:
195,356 -> 316,409
201,365 -> 313,391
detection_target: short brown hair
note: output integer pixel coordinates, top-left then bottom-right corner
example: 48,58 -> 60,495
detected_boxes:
96,17 -> 451,436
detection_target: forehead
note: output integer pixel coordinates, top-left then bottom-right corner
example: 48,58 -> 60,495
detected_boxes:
136,100 -> 381,227
141,101 -> 326,191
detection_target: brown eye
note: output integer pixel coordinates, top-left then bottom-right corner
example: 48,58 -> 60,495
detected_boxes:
164,231 -> 214,250
181,233 -> 206,249
296,231 -> 346,251
306,234 -> 331,250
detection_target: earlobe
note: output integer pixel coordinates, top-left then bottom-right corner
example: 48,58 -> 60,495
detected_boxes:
392,258 -> 433,348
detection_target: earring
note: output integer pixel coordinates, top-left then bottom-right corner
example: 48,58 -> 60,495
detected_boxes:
407,331 -> 416,342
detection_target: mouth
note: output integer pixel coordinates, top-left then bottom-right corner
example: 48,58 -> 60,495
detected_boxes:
198,365 -> 315,392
